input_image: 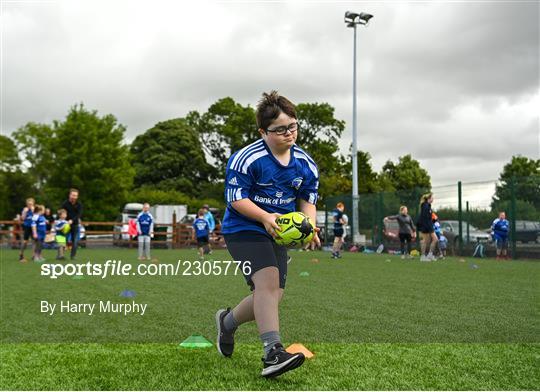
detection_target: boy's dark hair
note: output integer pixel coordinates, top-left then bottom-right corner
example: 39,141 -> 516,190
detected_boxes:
197,208 -> 205,217
256,90 -> 296,130
34,205 -> 44,213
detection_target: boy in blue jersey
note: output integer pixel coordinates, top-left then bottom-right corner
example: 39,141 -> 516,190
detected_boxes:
52,209 -> 69,260
193,209 -> 210,258
331,202 -> 346,259
19,198 -> 35,262
202,204 -> 215,254
491,211 -> 510,260
136,203 -> 154,261
31,205 -> 47,262
215,91 -> 319,378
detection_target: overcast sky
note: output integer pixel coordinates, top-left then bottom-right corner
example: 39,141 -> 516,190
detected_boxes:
2,0 -> 539,187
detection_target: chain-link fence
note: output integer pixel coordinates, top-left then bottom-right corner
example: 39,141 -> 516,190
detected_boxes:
322,177 -> 540,260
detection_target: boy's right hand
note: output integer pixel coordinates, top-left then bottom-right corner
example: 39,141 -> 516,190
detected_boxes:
261,212 -> 282,238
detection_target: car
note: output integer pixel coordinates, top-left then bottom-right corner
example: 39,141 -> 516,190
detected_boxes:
513,220 -> 540,243
440,220 -> 490,245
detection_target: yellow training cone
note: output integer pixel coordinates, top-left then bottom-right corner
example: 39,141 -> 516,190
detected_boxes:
286,343 -> 314,359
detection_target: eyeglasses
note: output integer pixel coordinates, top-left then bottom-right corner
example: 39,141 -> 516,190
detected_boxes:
266,121 -> 299,135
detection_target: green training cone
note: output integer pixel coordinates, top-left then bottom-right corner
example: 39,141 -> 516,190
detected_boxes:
299,271 -> 310,277
179,334 -> 213,348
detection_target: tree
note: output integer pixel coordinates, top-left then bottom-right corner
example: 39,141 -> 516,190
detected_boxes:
492,156 -> 540,211
0,135 -> 36,219
0,170 -> 36,219
356,151 -> 380,194
295,103 -> 351,202
131,118 -> 214,197
130,186 -> 224,214
379,155 -> 431,192
0,135 -> 21,171
11,122 -> 55,190
45,104 -> 135,221
193,97 -> 259,173
379,154 -> 431,214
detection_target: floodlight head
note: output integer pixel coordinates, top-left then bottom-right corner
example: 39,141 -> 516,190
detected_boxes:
345,11 -> 359,22
358,12 -> 374,24
344,11 -> 374,27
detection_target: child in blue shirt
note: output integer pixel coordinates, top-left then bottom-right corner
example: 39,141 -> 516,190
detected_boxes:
192,209 -> 210,258
19,197 -> 35,262
136,203 -> 154,261
31,204 -> 47,262
491,211 -> 510,260
52,209 -> 69,260
215,91 -> 319,378
438,234 -> 448,258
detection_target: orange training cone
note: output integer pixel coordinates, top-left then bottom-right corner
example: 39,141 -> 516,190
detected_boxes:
286,343 -> 314,359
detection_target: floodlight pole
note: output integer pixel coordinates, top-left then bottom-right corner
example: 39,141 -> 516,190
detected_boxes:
351,23 -> 360,244
345,11 -> 372,245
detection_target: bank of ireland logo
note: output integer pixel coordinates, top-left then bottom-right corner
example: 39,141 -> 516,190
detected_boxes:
276,191 -> 283,198
291,177 -> 303,190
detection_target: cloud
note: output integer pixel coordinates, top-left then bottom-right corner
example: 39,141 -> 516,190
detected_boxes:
1,0 -> 538,186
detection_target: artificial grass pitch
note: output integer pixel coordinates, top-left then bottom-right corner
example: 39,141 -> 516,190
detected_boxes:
1,343 -> 538,390
0,248 -> 538,390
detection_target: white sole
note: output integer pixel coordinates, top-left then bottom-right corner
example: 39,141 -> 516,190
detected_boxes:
261,354 -> 302,377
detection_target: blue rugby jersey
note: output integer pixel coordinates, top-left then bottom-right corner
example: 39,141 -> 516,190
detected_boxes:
31,214 -> 47,239
221,139 -> 319,236
136,212 -> 154,236
332,208 -> 344,230
193,218 -> 210,238
54,219 -> 68,234
22,208 -> 34,227
491,218 -> 509,240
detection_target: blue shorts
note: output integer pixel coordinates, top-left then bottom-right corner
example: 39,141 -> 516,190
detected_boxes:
495,236 -> 508,249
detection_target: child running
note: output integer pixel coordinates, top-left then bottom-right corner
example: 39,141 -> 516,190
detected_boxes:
193,208 -> 210,259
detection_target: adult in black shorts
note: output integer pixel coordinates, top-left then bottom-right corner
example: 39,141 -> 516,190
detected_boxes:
417,193 -> 437,261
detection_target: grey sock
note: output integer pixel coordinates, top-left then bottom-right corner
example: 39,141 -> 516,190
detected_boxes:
223,310 -> 238,332
260,330 -> 281,358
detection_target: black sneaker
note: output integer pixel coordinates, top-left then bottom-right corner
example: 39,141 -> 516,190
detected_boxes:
215,308 -> 235,357
261,343 -> 305,378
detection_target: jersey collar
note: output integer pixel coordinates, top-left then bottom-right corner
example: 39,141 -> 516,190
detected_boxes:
261,139 -> 296,168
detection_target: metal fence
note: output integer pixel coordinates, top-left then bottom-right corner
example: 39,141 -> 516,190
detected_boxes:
323,177 -> 540,260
